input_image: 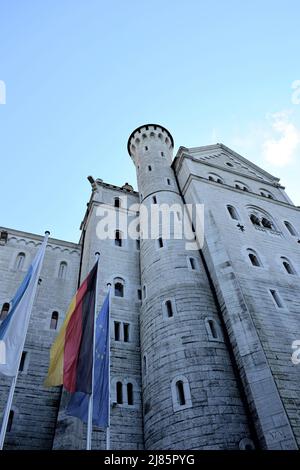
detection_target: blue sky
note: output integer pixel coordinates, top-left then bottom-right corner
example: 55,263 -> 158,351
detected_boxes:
0,0 -> 299,242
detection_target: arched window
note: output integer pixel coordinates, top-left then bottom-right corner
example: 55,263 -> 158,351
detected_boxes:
7,410 -> 14,432
171,376 -> 192,411
0,302 -> 10,321
116,382 -> 123,404
114,197 -> 121,208
50,311 -> 59,330
58,261 -> 67,279
250,214 -> 260,226
15,252 -> 25,270
261,217 -> 273,229
239,438 -> 255,450
208,173 -> 224,184
176,381 -> 186,406
247,249 -> 263,267
284,221 -> 298,236
114,278 -> 124,298
227,205 -> 239,220
127,383 -> 133,405
260,189 -> 274,199
115,230 -> 122,247
281,257 -> 296,275
235,181 -> 250,192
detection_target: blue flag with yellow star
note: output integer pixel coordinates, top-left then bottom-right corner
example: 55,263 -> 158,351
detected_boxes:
66,292 -> 110,427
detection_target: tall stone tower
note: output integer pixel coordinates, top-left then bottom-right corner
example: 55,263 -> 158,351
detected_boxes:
127,124 -> 254,449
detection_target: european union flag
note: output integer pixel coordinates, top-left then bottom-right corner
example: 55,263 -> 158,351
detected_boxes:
66,292 -> 110,427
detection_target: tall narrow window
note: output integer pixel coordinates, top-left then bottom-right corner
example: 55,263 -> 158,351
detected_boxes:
227,205 -> 239,220
137,289 -> 142,300
165,300 -> 173,318
158,237 -> 163,248
247,250 -> 262,267
123,323 -> 130,343
0,231 -> 8,245
281,257 -> 296,275
114,197 -> 121,208
50,311 -> 59,330
143,355 -> 147,374
143,285 -> 147,299
208,320 -> 218,339
152,196 -> 157,204
0,302 -> 9,321
189,257 -> 196,270
114,321 -> 121,341
270,289 -> 284,308
250,214 -> 260,226
115,230 -> 122,247
58,261 -> 67,279
7,410 -> 14,432
167,178 -> 171,185
136,239 -> 140,250
19,351 -> 28,372
114,279 -> 124,298
161,151 -> 164,156
148,165 -> 152,171
127,383 -> 133,405
116,382 -> 123,404
284,221 -> 298,236
15,252 -> 25,270
176,381 -> 186,406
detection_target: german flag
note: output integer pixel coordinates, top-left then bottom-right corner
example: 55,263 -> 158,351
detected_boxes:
44,262 -> 98,394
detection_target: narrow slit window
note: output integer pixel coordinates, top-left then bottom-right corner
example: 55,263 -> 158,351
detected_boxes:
137,289 -> 142,300
136,239 -> 140,250
114,321 -> 121,341
123,323 -> 130,343
116,382 -> 123,404
15,253 -> 25,270
7,410 -> 14,432
167,178 -> 171,185
158,237 -> 163,248
165,300 -> 173,318
148,165 -> 152,171
50,311 -> 59,330
176,381 -> 186,406
152,196 -> 157,204
19,351 -> 27,372
0,302 -> 10,321
127,383 -> 133,405
270,289 -> 284,308
189,258 -> 196,270
115,230 -> 122,247
114,198 -> 121,208
208,320 -> 218,339
58,262 -> 67,279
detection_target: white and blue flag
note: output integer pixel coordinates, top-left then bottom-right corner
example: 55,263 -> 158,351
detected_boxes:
0,236 -> 48,377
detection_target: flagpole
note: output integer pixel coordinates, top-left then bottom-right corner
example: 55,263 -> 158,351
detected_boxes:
0,231 -> 50,450
106,282 -> 112,451
86,252 -> 100,451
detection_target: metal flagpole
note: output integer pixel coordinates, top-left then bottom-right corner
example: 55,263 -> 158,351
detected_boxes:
0,231 -> 50,450
106,282 -> 111,451
86,252 -> 100,451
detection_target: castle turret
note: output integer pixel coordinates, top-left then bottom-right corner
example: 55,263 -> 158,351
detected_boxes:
128,124 -> 254,449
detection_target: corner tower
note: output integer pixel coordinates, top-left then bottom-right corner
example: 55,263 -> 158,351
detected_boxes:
128,124 -> 254,449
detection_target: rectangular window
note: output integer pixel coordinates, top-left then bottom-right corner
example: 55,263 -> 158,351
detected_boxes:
19,351 -> 28,372
114,321 -> 121,341
137,289 -> 142,300
270,289 -> 284,308
123,323 -> 130,343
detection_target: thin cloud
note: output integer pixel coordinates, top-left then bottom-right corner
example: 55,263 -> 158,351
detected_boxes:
262,111 -> 300,167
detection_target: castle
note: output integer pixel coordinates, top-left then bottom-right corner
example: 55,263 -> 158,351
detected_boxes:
0,124 -> 300,450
